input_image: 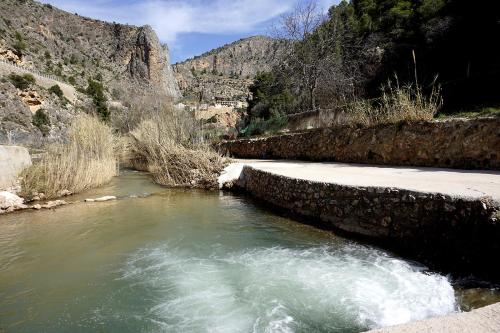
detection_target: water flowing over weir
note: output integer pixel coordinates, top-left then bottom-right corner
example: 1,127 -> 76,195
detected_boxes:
0,171 -> 496,333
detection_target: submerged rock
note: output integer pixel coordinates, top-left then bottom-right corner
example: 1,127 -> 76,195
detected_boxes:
57,189 -> 72,197
42,200 -> 67,209
85,196 -> 117,203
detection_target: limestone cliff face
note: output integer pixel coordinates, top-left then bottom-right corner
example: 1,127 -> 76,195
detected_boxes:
173,36 -> 283,102
129,26 -> 180,98
0,0 -> 179,100
0,0 -> 180,145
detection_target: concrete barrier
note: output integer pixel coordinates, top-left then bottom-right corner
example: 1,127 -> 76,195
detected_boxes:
0,145 -> 31,190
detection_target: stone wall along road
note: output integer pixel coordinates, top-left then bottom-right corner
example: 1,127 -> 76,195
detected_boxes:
218,118 -> 500,170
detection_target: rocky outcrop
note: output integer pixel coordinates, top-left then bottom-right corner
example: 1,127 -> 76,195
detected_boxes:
0,0 -> 179,99
218,118 -> 500,170
0,0 -> 180,144
173,36 -> 283,102
129,26 -> 180,98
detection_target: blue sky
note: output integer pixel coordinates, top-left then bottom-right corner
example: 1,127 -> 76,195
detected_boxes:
40,0 -> 340,63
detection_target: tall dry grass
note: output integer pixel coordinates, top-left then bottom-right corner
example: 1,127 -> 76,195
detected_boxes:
318,78 -> 442,127
21,114 -> 117,198
348,80 -> 441,126
128,107 -> 227,189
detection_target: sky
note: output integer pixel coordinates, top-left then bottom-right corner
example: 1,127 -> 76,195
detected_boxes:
39,0 -> 340,64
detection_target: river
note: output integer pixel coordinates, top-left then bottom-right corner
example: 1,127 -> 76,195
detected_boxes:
0,171 -> 498,332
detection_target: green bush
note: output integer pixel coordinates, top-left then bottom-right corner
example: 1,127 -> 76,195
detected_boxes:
86,79 -> 109,121
48,84 -> 63,98
32,109 -> 51,135
68,76 -> 76,85
13,31 -> 27,55
8,73 -> 35,90
241,115 -> 288,137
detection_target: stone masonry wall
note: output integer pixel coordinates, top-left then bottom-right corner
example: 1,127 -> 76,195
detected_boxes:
233,166 -> 500,281
219,118 -> 500,170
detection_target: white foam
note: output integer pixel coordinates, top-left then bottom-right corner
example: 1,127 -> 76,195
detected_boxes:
120,244 -> 457,332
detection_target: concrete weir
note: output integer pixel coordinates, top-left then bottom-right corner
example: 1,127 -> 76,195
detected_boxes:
220,160 -> 500,331
219,160 -> 500,281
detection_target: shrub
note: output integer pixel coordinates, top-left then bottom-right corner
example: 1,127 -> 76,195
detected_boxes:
68,76 -> 76,85
129,107 -> 227,189
21,114 -> 117,198
86,79 -> 109,121
48,84 -> 64,98
8,73 -> 35,90
241,114 -> 288,137
32,109 -> 51,135
13,31 -> 27,55
340,79 -> 442,126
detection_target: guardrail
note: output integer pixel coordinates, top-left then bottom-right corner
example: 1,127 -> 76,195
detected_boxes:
0,58 -> 59,81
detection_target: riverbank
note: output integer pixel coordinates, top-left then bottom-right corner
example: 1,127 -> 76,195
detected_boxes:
219,160 -> 500,282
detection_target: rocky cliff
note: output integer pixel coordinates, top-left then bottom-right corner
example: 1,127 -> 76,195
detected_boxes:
0,0 -> 180,98
0,0 -> 180,145
173,36 -> 283,102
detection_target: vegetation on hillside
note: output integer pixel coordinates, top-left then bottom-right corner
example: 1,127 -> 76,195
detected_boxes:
32,109 -> 51,136
240,0 -> 499,135
8,73 -> 35,90
86,79 -> 110,121
48,84 -> 63,98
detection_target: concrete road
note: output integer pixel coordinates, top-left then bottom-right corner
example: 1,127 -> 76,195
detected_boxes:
220,160 -> 500,201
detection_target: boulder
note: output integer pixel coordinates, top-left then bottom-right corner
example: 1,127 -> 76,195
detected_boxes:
42,200 -> 67,209
57,189 -> 72,197
0,145 -> 32,190
0,191 -> 24,209
85,196 -> 116,202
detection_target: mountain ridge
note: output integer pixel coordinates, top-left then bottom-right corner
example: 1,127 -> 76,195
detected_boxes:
173,35 -> 283,102
0,0 -> 180,145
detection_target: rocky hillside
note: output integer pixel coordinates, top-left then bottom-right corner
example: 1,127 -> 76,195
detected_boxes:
173,36 -> 283,102
0,0 -> 180,145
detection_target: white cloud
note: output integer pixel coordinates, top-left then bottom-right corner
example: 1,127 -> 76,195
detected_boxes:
40,0 -> 298,43
40,0 -> 340,42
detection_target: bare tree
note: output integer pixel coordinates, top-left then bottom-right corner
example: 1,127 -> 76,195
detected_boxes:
273,0 -> 330,111
272,0 -> 362,113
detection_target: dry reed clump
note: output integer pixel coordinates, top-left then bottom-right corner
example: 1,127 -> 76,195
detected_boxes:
320,79 -> 442,127
21,114 -> 117,199
129,108 -> 227,189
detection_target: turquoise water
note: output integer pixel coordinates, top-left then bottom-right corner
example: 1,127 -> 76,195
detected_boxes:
0,171 -> 479,332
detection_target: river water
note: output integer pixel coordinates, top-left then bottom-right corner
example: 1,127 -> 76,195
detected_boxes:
0,171 -> 498,333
